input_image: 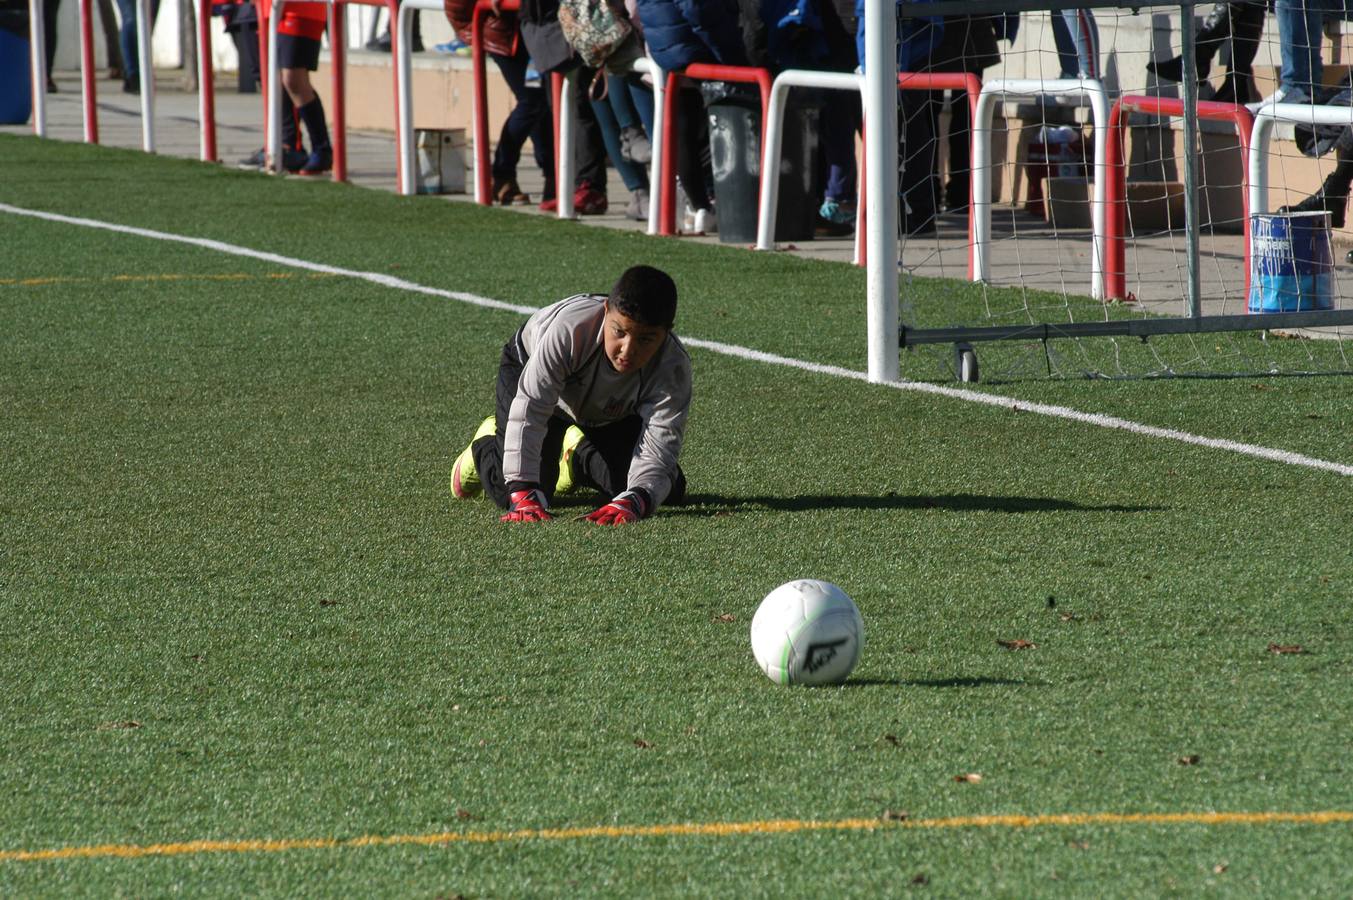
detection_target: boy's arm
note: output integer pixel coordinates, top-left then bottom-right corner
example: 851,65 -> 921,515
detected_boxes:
586,344 -> 691,523
503,326 -> 576,498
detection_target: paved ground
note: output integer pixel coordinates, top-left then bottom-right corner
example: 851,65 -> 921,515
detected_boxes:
1,68 -> 1307,326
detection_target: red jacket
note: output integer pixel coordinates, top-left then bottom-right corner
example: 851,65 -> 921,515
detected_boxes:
260,0 -> 328,41
444,0 -> 518,57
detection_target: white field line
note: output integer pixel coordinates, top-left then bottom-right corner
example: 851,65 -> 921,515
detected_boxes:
4,202 -> 1351,478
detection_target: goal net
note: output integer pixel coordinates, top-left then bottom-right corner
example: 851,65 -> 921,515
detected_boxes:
888,0 -> 1353,381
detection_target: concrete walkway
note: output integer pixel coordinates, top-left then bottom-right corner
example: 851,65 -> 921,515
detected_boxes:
7,68 -> 1267,323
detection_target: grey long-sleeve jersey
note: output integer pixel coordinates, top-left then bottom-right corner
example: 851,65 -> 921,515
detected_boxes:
503,294 -> 692,508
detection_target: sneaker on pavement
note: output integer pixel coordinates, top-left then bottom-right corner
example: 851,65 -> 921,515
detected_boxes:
493,177 -> 531,206
574,182 -> 608,215
1246,85 -> 1311,112
298,147 -> 333,177
555,425 -> 585,494
690,206 -> 717,234
238,147 -> 309,172
816,197 -> 856,236
625,188 -> 650,221
451,415 -> 496,499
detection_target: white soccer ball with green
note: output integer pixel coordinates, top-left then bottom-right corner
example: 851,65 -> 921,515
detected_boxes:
750,580 -> 864,685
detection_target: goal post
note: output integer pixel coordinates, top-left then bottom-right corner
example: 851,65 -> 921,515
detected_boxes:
882,0 -> 1353,381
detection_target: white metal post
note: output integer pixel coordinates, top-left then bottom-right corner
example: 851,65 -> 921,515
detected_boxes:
1249,104 -> 1353,215
267,5 -> 282,173
757,69 -> 864,252
136,0 -> 155,151
971,89 -> 997,283
973,78 -> 1107,299
558,69 -> 576,219
863,0 -> 898,383
628,57 -> 665,235
396,0 -> 418,194
28,0 -> 47,135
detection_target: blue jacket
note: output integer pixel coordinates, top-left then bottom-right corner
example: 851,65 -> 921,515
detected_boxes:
764,0 -> 829,69
854,0 -> 942,72
635,0 -> 749,71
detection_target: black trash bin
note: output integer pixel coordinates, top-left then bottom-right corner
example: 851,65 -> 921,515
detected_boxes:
702,81 -> 819,244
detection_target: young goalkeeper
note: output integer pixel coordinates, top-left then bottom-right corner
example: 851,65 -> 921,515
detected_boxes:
450,265 -> 690,525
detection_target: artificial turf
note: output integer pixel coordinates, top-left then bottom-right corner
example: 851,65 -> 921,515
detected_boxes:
2,134 -> 1352,896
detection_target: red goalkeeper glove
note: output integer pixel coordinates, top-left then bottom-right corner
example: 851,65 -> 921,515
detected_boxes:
583,490 -> 649,526
501,488 -> 552,523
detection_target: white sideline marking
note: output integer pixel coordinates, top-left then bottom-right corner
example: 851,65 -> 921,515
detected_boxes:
4,202 -> 1351,478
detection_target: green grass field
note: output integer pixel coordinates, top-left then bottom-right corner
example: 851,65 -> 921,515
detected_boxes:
2,134 -> 1352,896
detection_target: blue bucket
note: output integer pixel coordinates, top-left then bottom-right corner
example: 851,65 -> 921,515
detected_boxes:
1248,211 -> 1335,313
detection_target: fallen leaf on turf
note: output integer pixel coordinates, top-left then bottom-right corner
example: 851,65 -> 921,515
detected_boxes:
319,599 -> 339,607
97,721 -> 140,731
1060,613 -> 1077,622
1213,863 -> 1229,874
455,809 -> 476,821
883,734 -> 901,747
997,639 -> 1036,650
634,739 -> 654,749
1069,840 -> 1090,850
712,613 -> 735,623
881,809 -> 910,821
1267,643 -> 1306,655
1178,754 -> 1201,766
954,772 -> 983,783
911,873 -> 929,885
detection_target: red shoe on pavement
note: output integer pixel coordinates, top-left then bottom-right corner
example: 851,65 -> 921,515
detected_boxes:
573,182 -> 608,215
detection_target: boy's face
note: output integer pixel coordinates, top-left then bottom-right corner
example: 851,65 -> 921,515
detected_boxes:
602,303 -> 668,374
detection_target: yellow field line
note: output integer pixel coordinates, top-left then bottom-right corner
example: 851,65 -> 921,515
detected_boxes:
4,811 -> 1351,864
0,273 -> 337,287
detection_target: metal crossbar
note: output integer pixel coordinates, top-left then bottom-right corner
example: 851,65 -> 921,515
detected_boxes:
972,77 -> 1109,298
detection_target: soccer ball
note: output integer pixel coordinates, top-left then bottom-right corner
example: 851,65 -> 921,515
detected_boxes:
750,580 -> 864,685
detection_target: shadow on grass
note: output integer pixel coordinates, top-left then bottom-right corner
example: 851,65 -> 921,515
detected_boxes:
666,493 -> 1162,516
843,676 -> 1042,689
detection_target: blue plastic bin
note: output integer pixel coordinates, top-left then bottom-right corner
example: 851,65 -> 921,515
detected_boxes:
1248,211 -> 1335,313
0,26 -> 32,125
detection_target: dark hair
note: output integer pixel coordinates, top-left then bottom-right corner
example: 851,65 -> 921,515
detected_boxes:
608,265 -> 677,328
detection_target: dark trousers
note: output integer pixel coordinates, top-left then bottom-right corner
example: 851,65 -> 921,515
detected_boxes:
490,43 -> 555,196
471,333 -> 686,509
571,66 -> 608,190
899,90 -> 939,231
676,86 -> 713,210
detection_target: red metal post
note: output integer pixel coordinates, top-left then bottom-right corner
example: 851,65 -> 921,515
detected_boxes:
1104,96 -> 1254,302
256,8 -> 269,145
658,63 -> 773,237
383,0 -> 400,188
198,0 -> 217,161
471,3 -> 490,203
470,0 -> 523,204
659,70 -> 681,235
551,70 -> 564,202
78,0 -> 98,142
330,2 -> 347,180
895,71 -> 981,278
